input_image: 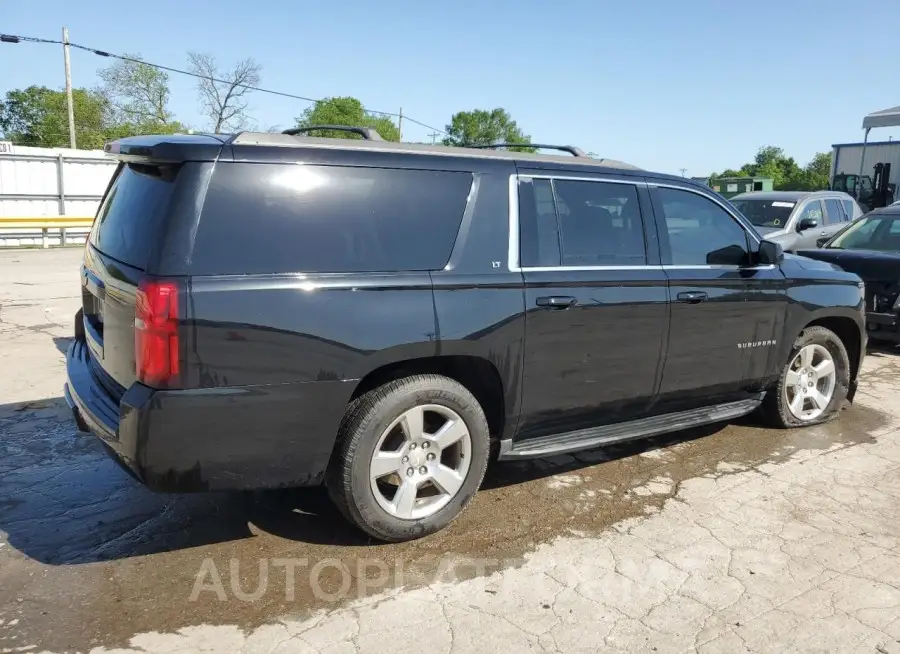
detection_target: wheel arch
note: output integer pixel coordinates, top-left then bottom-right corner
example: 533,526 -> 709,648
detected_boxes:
803,315 -> 864,383
350,355 -> 507,441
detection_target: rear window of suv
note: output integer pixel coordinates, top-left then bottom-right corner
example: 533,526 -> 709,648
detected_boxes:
89,163 -> 180,270
191,163 -> 473,274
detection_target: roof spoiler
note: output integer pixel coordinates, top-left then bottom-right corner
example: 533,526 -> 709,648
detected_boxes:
104,134 -> 227,163
469,143 -> 588,157
283,125 -> 385,141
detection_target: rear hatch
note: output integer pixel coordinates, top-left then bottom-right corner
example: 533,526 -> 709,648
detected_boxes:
81,135 -> 225,396
82,163 -> 180,397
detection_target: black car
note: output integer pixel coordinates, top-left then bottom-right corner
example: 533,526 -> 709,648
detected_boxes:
798,204 -> 900,344
65,127 -> 867,542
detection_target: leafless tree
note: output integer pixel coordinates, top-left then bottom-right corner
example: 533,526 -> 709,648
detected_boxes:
187,53 -> 261,133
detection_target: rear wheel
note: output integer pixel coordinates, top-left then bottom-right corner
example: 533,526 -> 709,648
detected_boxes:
761,326 -> 850,428
326,374 -> 490,542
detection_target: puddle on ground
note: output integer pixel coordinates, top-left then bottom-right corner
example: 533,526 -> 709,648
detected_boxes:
0,393 -> 892,651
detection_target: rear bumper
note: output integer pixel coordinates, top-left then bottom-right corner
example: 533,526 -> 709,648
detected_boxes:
65,338 -> 354,492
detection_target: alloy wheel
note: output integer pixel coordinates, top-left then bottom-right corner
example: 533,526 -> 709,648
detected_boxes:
369,404 -> 472,520
783,344 -> 837,421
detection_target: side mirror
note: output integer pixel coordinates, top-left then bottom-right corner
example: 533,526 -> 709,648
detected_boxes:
707,244 -> 749,266
816,236 -> 830,248
757,239 -> 784,265
797,216 -> 819,231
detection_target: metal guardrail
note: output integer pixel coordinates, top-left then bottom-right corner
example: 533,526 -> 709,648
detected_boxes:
0,216 -> 93,248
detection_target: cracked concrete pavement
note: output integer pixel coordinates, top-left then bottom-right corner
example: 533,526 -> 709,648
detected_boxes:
1,248 -> 900,653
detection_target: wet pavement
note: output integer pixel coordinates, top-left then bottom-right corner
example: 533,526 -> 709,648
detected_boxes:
1,248 -> 900,653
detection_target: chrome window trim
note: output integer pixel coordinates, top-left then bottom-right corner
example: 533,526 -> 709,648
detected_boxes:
507,173 -> 649,272
520,265 -> 663,272
517,173 -> 649,186
517,264 -> 776,273
509,174 -> 778,274
663,264 -> 777,271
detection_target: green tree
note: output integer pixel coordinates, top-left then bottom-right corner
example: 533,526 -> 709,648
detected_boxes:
442,108 -> 532,150
711,145 -> 829,191
295,96 -> 400,141
804,152 -> 832,190
98,54 -> 185,134
0,85 -> 113,149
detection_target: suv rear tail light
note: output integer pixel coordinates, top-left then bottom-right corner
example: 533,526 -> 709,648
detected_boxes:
135,279 -> 180,387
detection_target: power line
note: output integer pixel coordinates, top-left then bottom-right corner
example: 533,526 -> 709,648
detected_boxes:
0,32 -> 451,137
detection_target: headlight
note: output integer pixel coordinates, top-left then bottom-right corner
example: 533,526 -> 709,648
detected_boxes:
893,292 -> 900,311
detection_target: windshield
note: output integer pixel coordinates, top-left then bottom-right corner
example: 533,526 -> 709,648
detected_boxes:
730,198 -> 795,228
828,214 -> 900,251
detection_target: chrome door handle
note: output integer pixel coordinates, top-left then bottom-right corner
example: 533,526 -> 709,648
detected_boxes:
536,296 -> 576,309
677,291 -> 708,304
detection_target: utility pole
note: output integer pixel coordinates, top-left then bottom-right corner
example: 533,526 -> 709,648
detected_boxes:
62,26 -> 76,149
427,131 -> 440,144
398,107 -> 403,142
679,168 -> 687,177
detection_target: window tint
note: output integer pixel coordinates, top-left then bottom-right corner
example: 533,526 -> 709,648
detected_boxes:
518,178 -> 560,267
89,163 -> 180,270
824,199 -> 844,225
192,163 -> 472,274
551,179 -> 646,266
656,187 -> 750,266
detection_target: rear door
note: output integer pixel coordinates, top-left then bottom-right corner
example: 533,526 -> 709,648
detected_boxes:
515,171 -> 668,439
823,198 -> 849,240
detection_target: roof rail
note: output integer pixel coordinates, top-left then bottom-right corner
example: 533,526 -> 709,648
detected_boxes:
282,125 -> 385,141
469,143 -> 588,157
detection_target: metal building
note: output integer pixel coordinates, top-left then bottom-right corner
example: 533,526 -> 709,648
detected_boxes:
831,140 -> 900,191
709,176 -> 773,199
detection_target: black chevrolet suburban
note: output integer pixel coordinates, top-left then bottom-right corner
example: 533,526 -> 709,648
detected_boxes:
65,127 -> 867,541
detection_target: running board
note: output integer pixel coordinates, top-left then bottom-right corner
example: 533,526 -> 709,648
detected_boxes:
498,397 -> 763,460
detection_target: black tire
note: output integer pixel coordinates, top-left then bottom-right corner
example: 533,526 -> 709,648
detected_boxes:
760,325 -> 850,428
325,374 -> 490,542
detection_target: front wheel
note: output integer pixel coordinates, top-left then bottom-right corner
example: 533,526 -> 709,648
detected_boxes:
761,326 -> 850,428
326,374 -> 490,542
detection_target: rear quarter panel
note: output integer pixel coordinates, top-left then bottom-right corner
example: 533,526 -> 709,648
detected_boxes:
145,273 -> 438,490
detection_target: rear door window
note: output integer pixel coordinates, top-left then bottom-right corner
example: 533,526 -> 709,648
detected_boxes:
841,199 -> 855,220
517,177 -> 647,267
552,180 -> 646,266
89,163 -> 180,270
192,163 -> 472,274
823,199 -> 844,224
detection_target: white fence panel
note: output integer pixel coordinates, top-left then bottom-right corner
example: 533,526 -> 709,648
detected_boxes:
0,143 -> 117,247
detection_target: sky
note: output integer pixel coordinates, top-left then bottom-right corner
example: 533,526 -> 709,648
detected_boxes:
2,0 -> 898,176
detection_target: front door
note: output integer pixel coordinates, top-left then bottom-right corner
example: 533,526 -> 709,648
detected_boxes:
514,173 -> 668,440
649,183 -> 785,414
794,199 -> 827,249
